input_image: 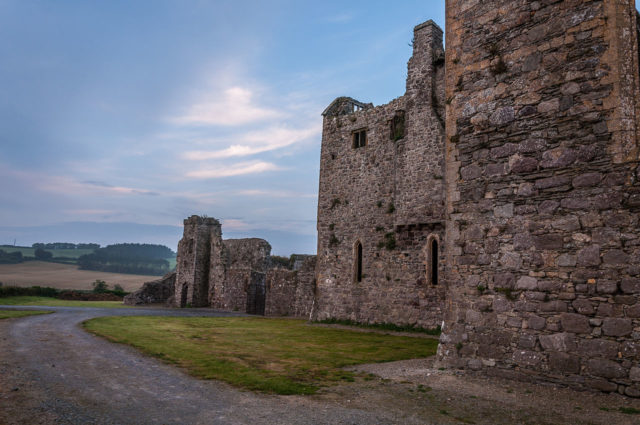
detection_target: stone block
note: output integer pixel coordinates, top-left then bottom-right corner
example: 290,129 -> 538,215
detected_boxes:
585,378 -> 618,393
549,352 -> 581,374
630,367 -> 640,382
577,339 -> 619,358
535,175 -> 570,190
541,148 -> 576,168
538,200 -> 560,215
572,172 -> 602,188
560,313 -> 591,334
490,106 -> 515,126
534,234 -> 564,250
602,318 -> 632,337
512,350 -> 544,367
516,276 -> 538,290
621,278 -> 640,294
539,332 -> 575,352
493,273 -> 515,289
626,304 -> 640,318
519,334 -> 537,349
527,315 -> 546,330
572,299 -> 594,315
511,157 -> 538,173
577,245 -> 601,267
540,301 -> 567,313
596,280 -> 617,294
586,358 -> 627,379
602,250 -> 629,265
494,203 -> 514,218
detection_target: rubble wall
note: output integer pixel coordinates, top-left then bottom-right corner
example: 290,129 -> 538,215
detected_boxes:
440,0 -> 640,396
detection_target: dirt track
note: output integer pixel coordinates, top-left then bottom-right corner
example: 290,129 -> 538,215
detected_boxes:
1,306 -> 639,425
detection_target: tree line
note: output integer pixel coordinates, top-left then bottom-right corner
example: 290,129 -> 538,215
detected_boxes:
32,242 -> 100,250
76,243 -> 175,276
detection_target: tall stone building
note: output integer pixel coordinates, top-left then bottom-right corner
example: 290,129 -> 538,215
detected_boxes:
438,0 -> 640,396
314,21 -> 447,329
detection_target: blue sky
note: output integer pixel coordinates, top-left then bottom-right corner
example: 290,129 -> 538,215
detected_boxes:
0,0 -> 445,254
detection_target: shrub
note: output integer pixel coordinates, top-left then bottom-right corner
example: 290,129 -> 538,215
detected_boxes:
92,280 -> 109,293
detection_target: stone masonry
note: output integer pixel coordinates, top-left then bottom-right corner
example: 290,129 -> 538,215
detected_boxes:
438,0 -> 640,396
172,215 -> 316,317
168,3 -> 640,396
314,20 -> 447,329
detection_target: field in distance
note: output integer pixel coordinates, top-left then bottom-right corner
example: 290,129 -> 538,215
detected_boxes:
0,261 -> 155,292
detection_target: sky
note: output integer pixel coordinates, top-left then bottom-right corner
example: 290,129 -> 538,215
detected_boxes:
0,0 -> 446,255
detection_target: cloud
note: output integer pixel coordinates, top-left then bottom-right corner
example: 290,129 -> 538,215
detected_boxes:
63,209 -> 116,215
237,189 -> 317,199
79,180 -> 160,196
182,124 -> 321,160
221,218 -> 251,231
185,160 -> 281,179
172,86 -> 282,126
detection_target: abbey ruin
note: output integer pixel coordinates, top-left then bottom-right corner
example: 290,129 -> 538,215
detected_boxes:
123,0 -> 640,397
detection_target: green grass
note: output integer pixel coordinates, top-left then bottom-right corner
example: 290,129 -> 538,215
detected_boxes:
83,316 -> 439,395
0,309 -> 52,319
0,296 -> 128,308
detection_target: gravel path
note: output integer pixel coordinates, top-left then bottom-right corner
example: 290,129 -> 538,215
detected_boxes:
0,306 -> 418,425
2,306 -> 640,425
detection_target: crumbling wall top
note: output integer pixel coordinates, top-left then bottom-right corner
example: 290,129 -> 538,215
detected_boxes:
224,238 -> 271,273
322,97 -> 373,117
183,215 -> 220,226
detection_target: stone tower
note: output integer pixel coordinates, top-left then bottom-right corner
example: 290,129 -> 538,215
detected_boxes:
314,20 -> 447,328
174,216 -> 224,307
440,0 -> 640,395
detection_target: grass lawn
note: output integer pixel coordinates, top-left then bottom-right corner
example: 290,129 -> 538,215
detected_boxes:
0,309 -> 52,319
0,296 -> 128,308
83,316 -> 439,395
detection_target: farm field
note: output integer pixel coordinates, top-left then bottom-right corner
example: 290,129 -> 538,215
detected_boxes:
0,261 -> 155,291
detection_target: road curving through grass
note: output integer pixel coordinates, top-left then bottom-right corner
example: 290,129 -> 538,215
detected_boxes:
83,316 -> 438,395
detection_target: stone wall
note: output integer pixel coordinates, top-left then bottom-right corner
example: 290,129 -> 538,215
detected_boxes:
439,0 -> 640,396
265,256 -> 317,317
123,272 -> 176,306
172,216 -> 316,317
314,20 -> 447,328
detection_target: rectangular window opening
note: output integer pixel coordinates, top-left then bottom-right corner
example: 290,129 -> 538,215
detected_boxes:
352,129 -> 367,149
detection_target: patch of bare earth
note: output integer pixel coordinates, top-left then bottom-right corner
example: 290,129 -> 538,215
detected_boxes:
318,357 -> 640,425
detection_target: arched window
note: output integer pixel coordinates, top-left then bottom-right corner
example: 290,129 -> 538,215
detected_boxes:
425,235 -> 439,286
354,241 -> 363,282
430,239 -> 438,285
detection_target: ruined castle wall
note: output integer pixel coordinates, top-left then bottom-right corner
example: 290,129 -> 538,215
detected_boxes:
314,21 -> 447,328
292,256 -> 316,317
265,255 -> 317,317
440,0 -> 640,396
210,238 -> 271,312
174,216 -> 222,307
265,269 -> 298,316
